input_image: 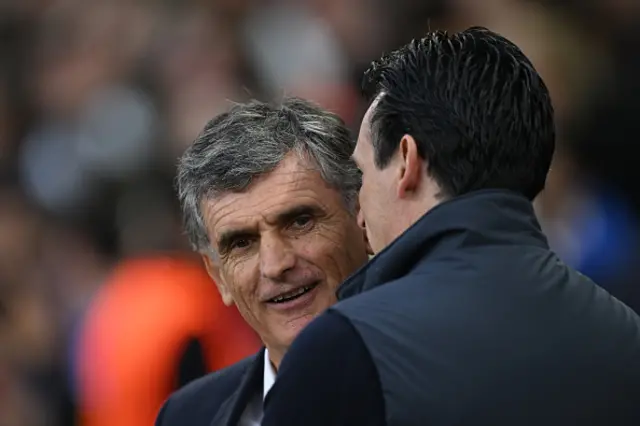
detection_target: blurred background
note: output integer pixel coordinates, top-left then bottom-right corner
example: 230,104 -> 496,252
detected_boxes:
1,0 -> 639,425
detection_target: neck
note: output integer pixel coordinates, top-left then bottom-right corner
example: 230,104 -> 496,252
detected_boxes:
265,346 -> 285,371
391,192 -> 441,244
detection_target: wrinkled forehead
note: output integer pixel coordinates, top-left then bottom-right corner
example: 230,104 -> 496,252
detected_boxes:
202,158 -> 343,238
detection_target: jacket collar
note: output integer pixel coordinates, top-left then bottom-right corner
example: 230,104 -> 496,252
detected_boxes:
210,349 -> 265,426
338,190 -> 548,300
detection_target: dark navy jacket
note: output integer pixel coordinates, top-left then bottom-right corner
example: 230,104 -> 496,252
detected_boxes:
262,190 -> 640,426
155,351 -> 264,426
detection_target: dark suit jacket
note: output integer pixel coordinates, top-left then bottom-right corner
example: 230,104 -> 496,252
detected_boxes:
262,190 -> 640,426
156,350 -> 264,426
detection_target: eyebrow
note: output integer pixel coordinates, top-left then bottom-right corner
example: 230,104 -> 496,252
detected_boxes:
216,204 -> 326,252
269,204 -> 325,226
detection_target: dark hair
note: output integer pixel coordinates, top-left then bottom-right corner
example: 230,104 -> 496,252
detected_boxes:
361,26 -> 555,200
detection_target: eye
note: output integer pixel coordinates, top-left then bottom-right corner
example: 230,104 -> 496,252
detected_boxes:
290,214 -> 314,230
230,238 -> 252,251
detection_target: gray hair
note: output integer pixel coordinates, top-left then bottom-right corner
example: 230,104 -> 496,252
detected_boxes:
177,97 -> 361,253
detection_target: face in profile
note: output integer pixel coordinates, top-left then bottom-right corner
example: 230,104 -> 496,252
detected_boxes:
353,97 -> 401,254
201,153 -> 369,364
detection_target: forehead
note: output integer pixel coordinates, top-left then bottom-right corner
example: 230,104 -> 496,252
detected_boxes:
355,94 -> 383,158
202,153 -> 343,237
365,92 -> 384,128
360,99 -> 376,138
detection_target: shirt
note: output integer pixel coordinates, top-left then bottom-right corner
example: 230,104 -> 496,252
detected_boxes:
238,349 -> 276,426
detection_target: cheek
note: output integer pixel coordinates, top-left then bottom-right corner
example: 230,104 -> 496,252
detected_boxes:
299,227 -> 362,283
221,259 -> 259,306
359,179 -> 378,219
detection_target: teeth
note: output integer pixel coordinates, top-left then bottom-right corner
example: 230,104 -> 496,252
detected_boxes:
271,285 -> 313,303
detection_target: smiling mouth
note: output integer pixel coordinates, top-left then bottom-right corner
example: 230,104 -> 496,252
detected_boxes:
267,282 -> 320,304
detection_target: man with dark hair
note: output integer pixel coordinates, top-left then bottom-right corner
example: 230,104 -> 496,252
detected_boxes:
262,27 -> 640,426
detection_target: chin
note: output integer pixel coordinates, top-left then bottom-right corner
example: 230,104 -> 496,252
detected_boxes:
271,289 -> 334,343
278,312 -> 316,343
286,311 -> 317,329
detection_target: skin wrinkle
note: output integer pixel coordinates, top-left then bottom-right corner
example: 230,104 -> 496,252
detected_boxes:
176,99 -> 368,369
198,154 -> 356,257
200,153 -> 368,367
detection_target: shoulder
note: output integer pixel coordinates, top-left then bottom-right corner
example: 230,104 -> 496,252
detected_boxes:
156,353 -> 259,426
274,309 -> 373,376
279,308 -> 380,381
288,308 -> 365,354
262,310 -> 385,426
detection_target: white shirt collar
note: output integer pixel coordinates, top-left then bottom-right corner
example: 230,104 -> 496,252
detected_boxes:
263,348 -> 276,400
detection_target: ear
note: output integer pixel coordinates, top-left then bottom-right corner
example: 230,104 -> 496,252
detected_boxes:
201,253 -> 234,306
397,134 -> 422,198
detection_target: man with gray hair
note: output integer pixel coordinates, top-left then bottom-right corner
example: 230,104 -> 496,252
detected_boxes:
155,97 -> 370,426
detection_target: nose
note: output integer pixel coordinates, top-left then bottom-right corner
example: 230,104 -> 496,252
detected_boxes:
357,206 -> 374,256
259,232 -> 296,281
357,207 -> 366,230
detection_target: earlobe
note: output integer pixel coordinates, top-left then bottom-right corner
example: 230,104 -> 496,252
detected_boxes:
397,134 -> 421,198
201,253 -> 234,306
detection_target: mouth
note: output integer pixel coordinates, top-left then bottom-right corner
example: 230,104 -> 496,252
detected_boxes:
267,282 -> 320,304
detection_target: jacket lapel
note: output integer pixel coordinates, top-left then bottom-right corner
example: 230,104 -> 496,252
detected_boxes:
210,349 -> 265,426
